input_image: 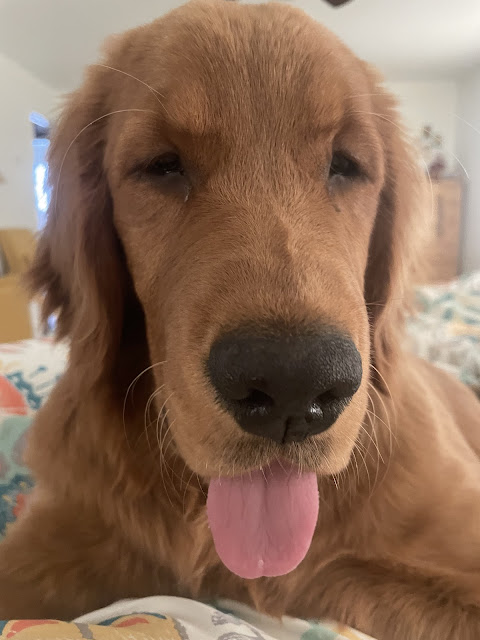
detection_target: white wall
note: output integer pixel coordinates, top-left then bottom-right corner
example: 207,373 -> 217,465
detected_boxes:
0,54 -> 59,230
387,80 -> 458,173
456,64 -> 480,273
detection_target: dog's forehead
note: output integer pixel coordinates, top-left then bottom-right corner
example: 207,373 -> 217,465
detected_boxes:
130,2 -> 362,138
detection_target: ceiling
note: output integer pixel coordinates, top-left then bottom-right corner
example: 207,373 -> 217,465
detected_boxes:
1,0 -> 480,91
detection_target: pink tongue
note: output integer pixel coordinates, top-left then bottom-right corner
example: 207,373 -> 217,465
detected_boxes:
207,461 -> 318,579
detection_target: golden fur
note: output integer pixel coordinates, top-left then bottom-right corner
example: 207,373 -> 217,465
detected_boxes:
0,2 -> 479,638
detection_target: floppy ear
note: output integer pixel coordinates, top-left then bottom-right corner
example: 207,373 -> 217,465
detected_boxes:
27,68 -> 136,385
363,71 -> 430,382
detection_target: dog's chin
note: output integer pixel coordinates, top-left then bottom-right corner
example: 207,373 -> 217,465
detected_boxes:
199,431 -> 357,479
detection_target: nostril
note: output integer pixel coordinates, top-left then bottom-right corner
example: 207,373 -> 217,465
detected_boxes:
315,389 -> 337,405
316,379 -> 358,404
305,382 -> 357,426
234,389 -> 274,417
304,402 -> 323,424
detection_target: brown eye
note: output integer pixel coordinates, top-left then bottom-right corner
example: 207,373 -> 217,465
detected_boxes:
329,152 -> 361,180
145,152 -> 184,177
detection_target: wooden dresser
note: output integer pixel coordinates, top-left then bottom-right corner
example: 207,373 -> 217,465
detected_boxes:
0,228 -> 36,343
427,178 -> 463,284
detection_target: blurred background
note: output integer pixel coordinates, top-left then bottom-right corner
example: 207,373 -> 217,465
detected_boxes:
0,0 -> 479,390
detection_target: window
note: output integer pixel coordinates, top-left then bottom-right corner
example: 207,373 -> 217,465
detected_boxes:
30,112 -> 51,230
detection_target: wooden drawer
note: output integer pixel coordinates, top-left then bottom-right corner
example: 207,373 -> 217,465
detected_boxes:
0,275 -> 33,342
428,179 -> 462,284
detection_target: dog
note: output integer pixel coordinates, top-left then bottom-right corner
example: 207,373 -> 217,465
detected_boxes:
1,1 -> 479,638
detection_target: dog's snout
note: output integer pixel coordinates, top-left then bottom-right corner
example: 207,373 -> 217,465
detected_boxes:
207,331 -> 362,444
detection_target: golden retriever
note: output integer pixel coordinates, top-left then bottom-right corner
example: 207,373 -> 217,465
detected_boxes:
1,1 -> 479,638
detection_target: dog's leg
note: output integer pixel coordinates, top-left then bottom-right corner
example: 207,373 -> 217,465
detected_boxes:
0,498 -> 172,619
313,557 -> 480,640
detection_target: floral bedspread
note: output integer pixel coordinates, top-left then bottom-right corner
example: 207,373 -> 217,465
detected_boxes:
0,339 -> 68,535
0,597 -> 373,639
407,270 -> 480,393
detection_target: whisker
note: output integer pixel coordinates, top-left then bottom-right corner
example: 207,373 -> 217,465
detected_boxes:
277,458 -> 288,475
196,473 -> 207,499
360,417 -> 385,465
368,383 -> 394,445
155,408 -> 165,462
347,93 -> 392,99
343,440 -> 360,507
347,432 -> 372,496
366,298 -> 405,308
122,360 -> 166,448
367,385 -> 396,491
330,467 -> 339,491
157,406 -> 187,491
363,397 -> 383,496
452,113 -> 480,139
365,405 -> 393,445
56,108 -> 157,222
182,468 -> 198,515
144,385 -> 165,446
350,109 -> 470,181
158,430 -> 175,508
157,393 -> 174,462
350,108 -> 440,243
93,63 -> 169,108
357,443 -> 372,496
179,461 -> 191,498
369,363 -> 397,419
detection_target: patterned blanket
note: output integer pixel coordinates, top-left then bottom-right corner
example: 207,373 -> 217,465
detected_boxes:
407,270 -> 480,393
0,339 -> 67,534
0,598 -> 373,639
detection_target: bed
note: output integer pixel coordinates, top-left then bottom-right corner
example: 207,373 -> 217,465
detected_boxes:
0,272 -> 479,639
407,270 -> 480,394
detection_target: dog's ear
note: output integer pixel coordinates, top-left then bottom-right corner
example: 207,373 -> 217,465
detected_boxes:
27,67 -> 136,385
363,69 -> 430,382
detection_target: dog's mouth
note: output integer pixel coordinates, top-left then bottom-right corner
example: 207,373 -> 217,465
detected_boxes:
207,459 -> 319,579
162,324 -> 364,579
163,389 -> 358,579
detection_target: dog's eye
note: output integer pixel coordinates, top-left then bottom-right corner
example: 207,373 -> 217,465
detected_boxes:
145,153 -> 184,177
329,152 -> 361,180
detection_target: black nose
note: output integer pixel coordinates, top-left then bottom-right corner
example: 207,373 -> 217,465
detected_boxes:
207,331 -> 362,444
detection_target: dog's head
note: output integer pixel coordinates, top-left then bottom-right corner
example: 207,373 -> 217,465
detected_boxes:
30,0 -> 425,577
